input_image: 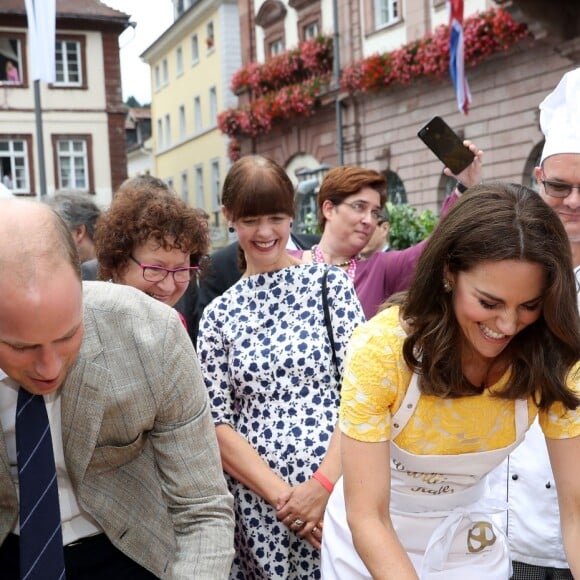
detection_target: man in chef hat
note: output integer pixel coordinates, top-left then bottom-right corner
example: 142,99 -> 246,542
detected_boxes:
489,67 -> 580,580
535,67 -> 580,289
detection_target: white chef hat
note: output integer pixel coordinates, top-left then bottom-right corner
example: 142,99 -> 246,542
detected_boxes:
539,67 -> 580,164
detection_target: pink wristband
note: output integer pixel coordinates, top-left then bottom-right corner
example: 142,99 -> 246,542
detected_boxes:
312,470 -> 334,494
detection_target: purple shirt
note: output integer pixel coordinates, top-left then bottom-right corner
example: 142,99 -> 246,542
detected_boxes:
291,193 -> 458,319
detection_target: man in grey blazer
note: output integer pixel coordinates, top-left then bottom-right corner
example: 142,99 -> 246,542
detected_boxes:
0,199 -> 234,578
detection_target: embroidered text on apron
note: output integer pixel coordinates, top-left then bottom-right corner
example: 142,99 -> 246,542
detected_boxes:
321,373 -> 529,579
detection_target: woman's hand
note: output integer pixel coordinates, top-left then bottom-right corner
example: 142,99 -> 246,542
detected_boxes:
275,479 -> 330,549
444,140 -> 483,189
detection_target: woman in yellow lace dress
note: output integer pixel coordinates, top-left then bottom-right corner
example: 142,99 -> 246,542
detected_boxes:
321,182 -> 580,579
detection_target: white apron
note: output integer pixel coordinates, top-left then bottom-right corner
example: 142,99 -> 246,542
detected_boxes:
321,374 -> 529,579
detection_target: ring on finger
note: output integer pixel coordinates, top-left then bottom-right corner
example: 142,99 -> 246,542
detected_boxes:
292,518 -> 305,527
312,526 -> 319,534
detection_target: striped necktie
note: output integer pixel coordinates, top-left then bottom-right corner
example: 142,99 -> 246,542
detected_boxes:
16,388 -> 66,580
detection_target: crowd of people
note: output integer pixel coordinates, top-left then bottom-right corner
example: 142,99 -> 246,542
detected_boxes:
0,68 -> 578,580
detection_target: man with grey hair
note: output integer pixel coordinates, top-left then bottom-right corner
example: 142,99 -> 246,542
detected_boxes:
46,193 -> 101,264
0,199 -> 234,578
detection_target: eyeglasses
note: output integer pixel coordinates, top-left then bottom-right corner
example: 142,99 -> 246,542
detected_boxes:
540,169 -> 580,198
340,200 -> 382,221
129,255 -> 200,283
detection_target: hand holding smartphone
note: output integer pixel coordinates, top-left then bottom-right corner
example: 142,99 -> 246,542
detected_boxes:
417,116 -> 475,175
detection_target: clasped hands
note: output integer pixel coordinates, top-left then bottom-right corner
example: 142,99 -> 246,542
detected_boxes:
275,478 -> 329,549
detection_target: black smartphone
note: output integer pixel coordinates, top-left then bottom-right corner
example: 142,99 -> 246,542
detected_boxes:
417,116 -> 474,175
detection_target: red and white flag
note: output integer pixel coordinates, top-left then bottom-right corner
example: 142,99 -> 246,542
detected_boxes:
448,0 -> 471,114
25,0 -> 56,83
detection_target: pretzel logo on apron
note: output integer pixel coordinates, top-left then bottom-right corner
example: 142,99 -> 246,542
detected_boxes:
466,521 -> 496,553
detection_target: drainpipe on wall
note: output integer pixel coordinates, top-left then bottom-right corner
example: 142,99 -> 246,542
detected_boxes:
332,0 -> 344,165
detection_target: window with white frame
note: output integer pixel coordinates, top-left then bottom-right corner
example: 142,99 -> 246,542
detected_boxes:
191,34 -> 199,65
269,39 -> 284,56
176,46 -> 183,76
303,22 -> 319,40
210,159 -> 220,217
195,165 -> 204,209
180,171 -> 189,202
55,38 -> 83,86
0,137 -> 30,192
55,137 -> 89,191
162,58 -> 169,85
194,96 -> 202,134
209,87 -> 218,127
179,105 -> 186,140
154,64 -> 160,90
0,35 -> 24,86
206,21 -> 215,51
157,118 -> 164,150
164,114 -> 171,147
375,0 -> 399,26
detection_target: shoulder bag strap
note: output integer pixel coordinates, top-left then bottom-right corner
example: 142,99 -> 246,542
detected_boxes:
322,266 -> 341,387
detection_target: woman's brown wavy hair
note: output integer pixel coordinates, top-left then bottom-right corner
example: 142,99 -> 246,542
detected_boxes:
95,175 -> 209,281
401,182 -> 580,410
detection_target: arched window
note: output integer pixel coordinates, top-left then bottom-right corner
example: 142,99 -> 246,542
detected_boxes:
287,154 -> 328,234
256,0 -> 287,59
289,0 -> 322,43
524,142 -> 543,192
436,174 -> 456,208
384,170 -> 406,204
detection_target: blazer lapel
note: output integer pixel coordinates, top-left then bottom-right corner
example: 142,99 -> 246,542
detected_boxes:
0,410 -> 18,528
61,320 -> 109,489
0,420 -> 16,494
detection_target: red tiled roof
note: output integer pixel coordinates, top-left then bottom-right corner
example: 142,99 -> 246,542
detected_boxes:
131,108 -> 151,119
126,107 -> 151,129
0,0 -> 129,22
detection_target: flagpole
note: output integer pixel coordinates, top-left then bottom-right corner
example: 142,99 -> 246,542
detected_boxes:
25,0 -> 55,200
33,80 -> 47,198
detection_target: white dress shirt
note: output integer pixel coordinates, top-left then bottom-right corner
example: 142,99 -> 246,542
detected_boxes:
0,369 -> 102,545
574,266 -> 580,310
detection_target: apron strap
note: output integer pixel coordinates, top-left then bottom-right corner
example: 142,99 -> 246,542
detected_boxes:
514,398 -> 529,439
391,373 -> 420,439
392,376 -> 530,441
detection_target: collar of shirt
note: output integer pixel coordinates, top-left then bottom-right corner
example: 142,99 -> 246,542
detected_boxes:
286,235 -> 299,251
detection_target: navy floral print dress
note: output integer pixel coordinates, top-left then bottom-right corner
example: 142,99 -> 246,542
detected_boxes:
198,264 -> 365,579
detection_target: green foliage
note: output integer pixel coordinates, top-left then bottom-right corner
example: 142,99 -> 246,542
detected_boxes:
296,204 -> 437,246
125,96 -> 142,108
387,202 -> 437,250
298,212 -> 320,235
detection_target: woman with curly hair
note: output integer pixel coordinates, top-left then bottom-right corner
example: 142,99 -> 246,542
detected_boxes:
95,176 -> 209,323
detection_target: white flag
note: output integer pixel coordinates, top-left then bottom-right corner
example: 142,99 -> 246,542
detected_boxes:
25,0 -> 56,83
